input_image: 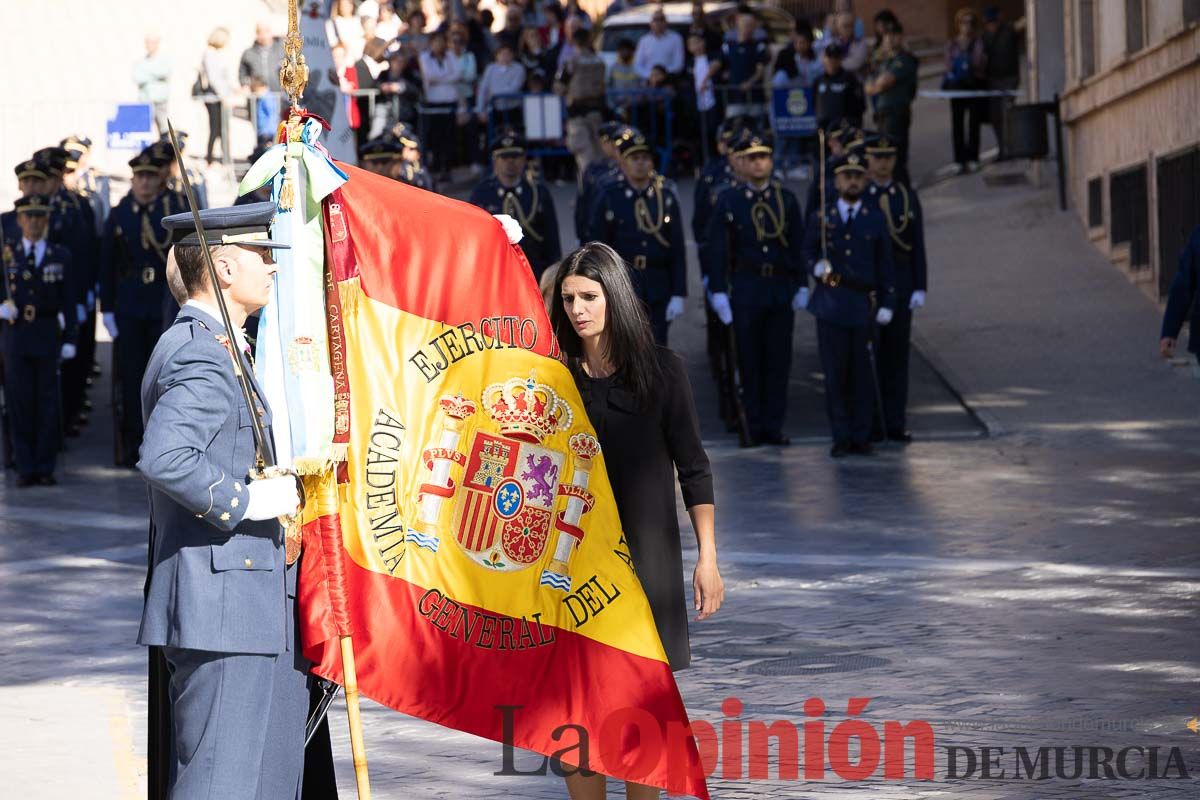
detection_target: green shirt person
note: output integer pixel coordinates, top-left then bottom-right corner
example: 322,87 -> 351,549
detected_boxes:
865,20 -> 917,183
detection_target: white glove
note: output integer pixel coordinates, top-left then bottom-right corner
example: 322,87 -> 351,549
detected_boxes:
701,275 -> 709,292
876,307 -> 894,326
709,292 -> 732,325
665,295 -> 685,322
57,312 -> 65,329
103,312 -> 119,338
0,303 -> 16,322
244,475 -> 302,521
812,259 -> 832,280
60,343 -> 77,360
791,287 -> 809,312
77,304 -> 87,323
909,290 -> 926,310
86,289 -> 95,307
493,214 -> 524,245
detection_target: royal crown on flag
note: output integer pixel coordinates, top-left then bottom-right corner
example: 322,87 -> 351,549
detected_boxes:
483,373 -> 572,443
439,394 -> 478,421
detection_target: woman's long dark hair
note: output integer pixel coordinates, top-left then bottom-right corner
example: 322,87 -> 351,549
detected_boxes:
551,242 -> 661,408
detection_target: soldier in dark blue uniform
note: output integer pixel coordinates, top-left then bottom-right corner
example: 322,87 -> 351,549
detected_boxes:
589,129 -> 687,344
359,136 -> 403,177
865,133 -> 926,442
392,123 -> 434,190
35,146 -> 97,437
574,122 -> 623,244
467,129 -> 562,279
803,149 -> 896,457
99,145 -> 188,466
705,129 -> 807,446
1,195 -> 78,486
62,136 -> 110,407
1160,224 -> 1200,365
161,131 -> 209,210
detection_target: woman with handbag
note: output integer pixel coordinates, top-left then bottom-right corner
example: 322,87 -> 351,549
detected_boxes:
199,28 -> 237,165
943,8 -> 987,174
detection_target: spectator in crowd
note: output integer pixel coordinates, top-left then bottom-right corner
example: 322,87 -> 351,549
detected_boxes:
376,1 -> 404,41
944,7 -> 987,173
688,29 -> 719,160
565,0 -> 592,29
982,5 -> 1021,158
608,38 -> 642,90
350,38 -> 392,147
717,6 -> 769,119
133,32 -> 172,136
449,23 -> 481,170
689,1 -> 723,56
201,27 -> 237,164
459,0 -> 496,67
526,67 -> 550,95
239,21 -> 283,141
865,19 -> 918,183
830,11 -> 870,74
868,9 -> 899,71
542,2 -> 567,49
557,27 -> 607,119
772,19 -> 821,88
358,0 -> 380,23
497,10 -> 525,53
419,30 -> 462,177
555,15 -> 584,72
604,0 -> 647,16
328,0 -> 367,61
820,0 -> 865,46
380,44 -> 422,130
518,25 -> 555,77
476,41 -> 527,127
400,9 -> 430,53
634,8 -> 684,79
813,42 -> 864,131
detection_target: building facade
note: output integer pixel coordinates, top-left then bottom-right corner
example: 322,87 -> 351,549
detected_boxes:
1057,0 -> 1200,300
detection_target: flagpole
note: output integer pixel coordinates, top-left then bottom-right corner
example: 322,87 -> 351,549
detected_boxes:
278,2 -> 370,796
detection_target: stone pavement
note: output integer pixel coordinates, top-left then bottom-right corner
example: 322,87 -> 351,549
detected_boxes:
5,88 -> 1200,800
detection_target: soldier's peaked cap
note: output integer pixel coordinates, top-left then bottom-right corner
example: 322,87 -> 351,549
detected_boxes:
14,194 -> 52,215
162,202 -> 291,249
615,129 -> 651,159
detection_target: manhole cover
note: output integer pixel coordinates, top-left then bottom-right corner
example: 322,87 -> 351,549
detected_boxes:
696,644 -> 799,660
747,654 -> 889,676
983,172 -> 1029,187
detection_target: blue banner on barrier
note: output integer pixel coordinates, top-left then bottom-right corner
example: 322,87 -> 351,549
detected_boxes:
106,104 -> 156,150
772,87 -> 816,136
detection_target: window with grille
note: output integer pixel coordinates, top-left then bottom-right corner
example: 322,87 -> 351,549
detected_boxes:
1125,0 -> 1145,52
1087,177 -> 1103,228
1079,0 -> 1097,78
1110,165 -> 1150,269
1157,148 -> 1200,298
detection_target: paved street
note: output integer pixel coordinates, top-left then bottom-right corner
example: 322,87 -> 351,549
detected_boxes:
3,88 -> 1200,800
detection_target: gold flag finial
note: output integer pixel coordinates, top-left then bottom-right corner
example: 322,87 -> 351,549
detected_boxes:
279,0 -> 309,106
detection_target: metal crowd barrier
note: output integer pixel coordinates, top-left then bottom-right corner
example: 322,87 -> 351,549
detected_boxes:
485,93 -> 570,159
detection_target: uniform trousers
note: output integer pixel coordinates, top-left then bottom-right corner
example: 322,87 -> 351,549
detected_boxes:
874,303 -> 913,435
816,318 -> 875,445
731,279 -> 794,439
116,314 -> 163,456
3,350 -> 60,477
162,642 -> 308,799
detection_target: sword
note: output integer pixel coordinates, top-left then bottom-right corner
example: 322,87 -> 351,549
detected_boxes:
305,680 -> 341,746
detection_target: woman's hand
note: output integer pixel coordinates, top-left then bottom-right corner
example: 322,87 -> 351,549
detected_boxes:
693,557 -> 724,620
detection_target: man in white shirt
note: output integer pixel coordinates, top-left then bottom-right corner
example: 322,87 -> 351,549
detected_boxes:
418,30 -> 462,175
634,9 -> 684,79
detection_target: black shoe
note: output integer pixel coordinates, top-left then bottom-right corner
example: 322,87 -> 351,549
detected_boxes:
759,432 -> 791,446
15,475 -> 37,488
887,430 -> 913,443
66,425 -> 81,437
37,474 -> 57,486
869,429 -> 886,443
830,442 -> 850,458
849,441 -> 876,456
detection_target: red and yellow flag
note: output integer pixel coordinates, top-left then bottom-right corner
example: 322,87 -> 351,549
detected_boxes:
298,165 -> 709,798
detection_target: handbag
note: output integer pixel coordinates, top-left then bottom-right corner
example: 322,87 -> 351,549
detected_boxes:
191,63 -> 211,98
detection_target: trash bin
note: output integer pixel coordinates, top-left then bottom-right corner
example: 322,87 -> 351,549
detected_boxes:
1004,103 -> 1050,159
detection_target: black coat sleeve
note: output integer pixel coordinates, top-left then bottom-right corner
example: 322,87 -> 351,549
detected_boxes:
909,189 -> 928,292
660,351 -> 714,508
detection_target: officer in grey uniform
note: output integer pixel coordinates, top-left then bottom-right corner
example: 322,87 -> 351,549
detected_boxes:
138,201 -> 308,799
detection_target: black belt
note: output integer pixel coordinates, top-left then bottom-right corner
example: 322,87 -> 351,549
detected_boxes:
15,305 -> 60,322
821,269 -> 874,294
629,254 -> 668,271
120,264 -> 160,285
735,262 -> 791,278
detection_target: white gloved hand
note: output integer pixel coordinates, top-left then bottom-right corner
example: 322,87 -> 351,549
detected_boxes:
103,312 -> 119,339
812,259 -> 832,280
493,214 -> 524,245
77,304 -> 87,323
792,287 -> 809,312
60,343 -> 77,360
876,307 -> 894,326
57,312 -> 65,329
701,275 -> 709,293
0,303 -> 16,322
709,292 -> 733,325
244,475 -> 301,521
665,295 -> 686,322
86,289 -> 95,307
909,290 -> 926,310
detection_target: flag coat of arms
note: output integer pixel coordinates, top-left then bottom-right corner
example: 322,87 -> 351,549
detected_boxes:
297,165 -> 710,799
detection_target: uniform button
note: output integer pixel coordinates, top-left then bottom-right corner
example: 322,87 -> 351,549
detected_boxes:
845,249 -> 852,255
244,558 -> 254,568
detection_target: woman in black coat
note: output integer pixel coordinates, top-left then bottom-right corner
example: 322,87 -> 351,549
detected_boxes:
551,242 -> 725,798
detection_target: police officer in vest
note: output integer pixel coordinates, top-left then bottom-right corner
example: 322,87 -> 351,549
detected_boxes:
1,195 -> 78,486
705,129 -> 806,446
589,129 -> 687,344
864,133 -> 926,442
468,129 -> 562,279
804,148 -> 896,457
139,201 -> 307,798
99,145 -> 188,466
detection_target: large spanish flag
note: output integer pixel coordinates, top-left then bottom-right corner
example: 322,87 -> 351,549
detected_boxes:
298,164 -> 709,798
